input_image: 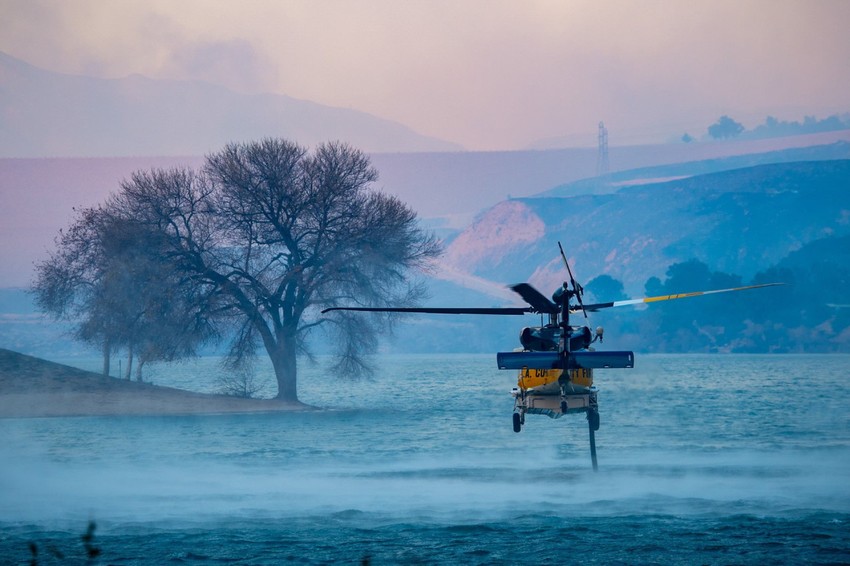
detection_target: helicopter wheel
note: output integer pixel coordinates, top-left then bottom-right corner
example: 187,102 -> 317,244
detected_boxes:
512,412 -> 522,433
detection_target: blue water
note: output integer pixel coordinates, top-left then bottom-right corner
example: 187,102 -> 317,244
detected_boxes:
1,354 -> 849,564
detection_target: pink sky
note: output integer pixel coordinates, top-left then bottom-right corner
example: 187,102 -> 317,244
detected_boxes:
1,0 -> 848,150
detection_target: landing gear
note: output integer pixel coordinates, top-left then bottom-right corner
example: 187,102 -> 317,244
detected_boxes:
511,387 -> 525,433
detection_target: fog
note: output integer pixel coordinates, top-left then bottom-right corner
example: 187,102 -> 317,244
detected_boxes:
2,355 -> 848,529
3,437 -> 847,528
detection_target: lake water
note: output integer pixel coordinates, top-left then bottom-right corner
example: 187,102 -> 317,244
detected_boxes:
1,354 -> 849,564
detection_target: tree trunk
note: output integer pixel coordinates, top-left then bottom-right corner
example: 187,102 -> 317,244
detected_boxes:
102,338 -> 111,377
269,338 -> 298,402
135,360 -> 144,382
125,345 -> 134,380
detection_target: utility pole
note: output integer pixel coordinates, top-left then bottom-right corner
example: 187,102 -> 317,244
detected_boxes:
596,121 -> 609,177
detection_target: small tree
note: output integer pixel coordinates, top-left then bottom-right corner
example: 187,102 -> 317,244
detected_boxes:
707,115 -> 744,139
216,360 -> 268,399
585,274 -> 628,303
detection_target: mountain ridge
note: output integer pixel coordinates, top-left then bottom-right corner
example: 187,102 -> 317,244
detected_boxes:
0,51 -> 462,157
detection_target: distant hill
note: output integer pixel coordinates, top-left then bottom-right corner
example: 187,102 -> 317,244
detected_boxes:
538,141 -> 850,198
441,159 -> 850,297
0,51 -> 461,157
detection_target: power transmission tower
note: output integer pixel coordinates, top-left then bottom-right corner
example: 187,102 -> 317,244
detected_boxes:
596,121 -> 609,176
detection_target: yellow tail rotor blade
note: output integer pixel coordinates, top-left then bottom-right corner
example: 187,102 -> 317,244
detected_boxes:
581,282 -> 785,312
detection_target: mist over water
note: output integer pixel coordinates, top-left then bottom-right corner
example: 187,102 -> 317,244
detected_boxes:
2,354 -> 848,563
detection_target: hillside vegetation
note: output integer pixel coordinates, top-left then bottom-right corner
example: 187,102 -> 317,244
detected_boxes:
443,159 -> 850,294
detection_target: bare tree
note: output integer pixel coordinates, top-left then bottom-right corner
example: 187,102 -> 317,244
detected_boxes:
110,139 -> 440,402
32,207 -> 214,379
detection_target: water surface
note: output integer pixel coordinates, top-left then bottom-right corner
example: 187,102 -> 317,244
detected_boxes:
1,354 -> 848,563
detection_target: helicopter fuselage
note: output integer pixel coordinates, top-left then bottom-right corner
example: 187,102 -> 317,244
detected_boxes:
514,363 -> 595,418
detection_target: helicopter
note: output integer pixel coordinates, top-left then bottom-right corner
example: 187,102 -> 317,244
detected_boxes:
322,242 -> 782,470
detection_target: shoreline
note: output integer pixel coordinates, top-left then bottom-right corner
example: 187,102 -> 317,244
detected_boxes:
0,348 -> 311,419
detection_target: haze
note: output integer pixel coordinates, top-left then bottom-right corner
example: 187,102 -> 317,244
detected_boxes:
2,0 -> 848,150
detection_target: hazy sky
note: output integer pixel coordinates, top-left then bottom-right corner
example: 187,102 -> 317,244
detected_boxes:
1,0 -> 848,150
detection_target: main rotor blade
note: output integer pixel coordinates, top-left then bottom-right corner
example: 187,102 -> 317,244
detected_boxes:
558,241 -> 587,318
580,282 -> 785,312
321,306 -> 533,315
510,283 -> 558,314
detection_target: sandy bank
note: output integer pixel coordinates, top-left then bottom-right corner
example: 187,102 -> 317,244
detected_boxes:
0,348 -> 308,418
